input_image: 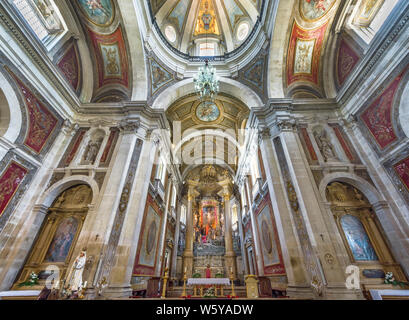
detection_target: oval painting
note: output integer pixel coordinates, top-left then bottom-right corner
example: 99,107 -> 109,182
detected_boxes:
146,220 -> 157,255
300,0 -> 336,21
196,101 -> 220,122
261,220 -> 273,254
77,0 -> 115,26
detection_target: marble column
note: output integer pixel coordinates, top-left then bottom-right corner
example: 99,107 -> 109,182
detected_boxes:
155,175 -> 172,276
236,201 -> 250,276
244,176 -> 264,276
76,121 -> 140,297
182,184 -> 198,278
103,125 -> 159,298
219,186 -> 237,279
257,126 -> 311,293
171,199 -> 182,280
276,119 -> 362,299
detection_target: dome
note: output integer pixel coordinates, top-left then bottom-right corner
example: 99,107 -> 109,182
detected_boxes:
149,0 -> 261,56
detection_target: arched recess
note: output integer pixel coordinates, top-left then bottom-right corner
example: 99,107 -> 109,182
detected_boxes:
319,172 -> 409,277
267,0 -> 296,99
151,77 -> 263,110
319,173 -> 384,205
0,71 -> 23,143
12,183 -> 94,289
39,175 -> 100,209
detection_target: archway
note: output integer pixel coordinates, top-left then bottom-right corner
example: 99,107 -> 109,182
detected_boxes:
325,181 -> 407,292
13,185 -> 93,289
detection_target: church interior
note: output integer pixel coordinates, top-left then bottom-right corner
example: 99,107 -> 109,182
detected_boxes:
0,0 -> 409,301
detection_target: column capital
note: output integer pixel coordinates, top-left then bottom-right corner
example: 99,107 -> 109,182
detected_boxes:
186,182 -> 199,201
275,118 -> 297,133
62,119 -> 79,136
118,119 -> 140,134
258,127 -> 272,143
342,115 -> 358,130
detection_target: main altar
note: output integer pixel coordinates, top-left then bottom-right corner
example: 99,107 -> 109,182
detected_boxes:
186,278 -> 232,297
179,165 -> 239,287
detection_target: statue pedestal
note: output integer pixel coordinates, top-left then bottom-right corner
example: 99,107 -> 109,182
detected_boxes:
245,275 -> 259,299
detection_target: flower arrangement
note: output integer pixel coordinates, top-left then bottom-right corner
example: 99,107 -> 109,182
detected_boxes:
18,272 -> 39,287
384,272 -> 409,288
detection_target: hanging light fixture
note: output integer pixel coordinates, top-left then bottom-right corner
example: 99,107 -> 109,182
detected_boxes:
193,8 -> 219,101
193,60 -> 219,101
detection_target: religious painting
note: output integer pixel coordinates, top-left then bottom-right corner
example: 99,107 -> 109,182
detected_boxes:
195,101 -> 220,122
294,39 -> 315,74
57,43 -> 81,92
340,214 -> 378,261
77,0 -> 115,26
287,21 -> 329,86
300,0 -> 336,21
138,206 -> 161,268
360,69 -> 407,149
243,57 -> 265,89
87,26 -> 129,89
8,69 -> 58,154
255,196 -> 285,275
100,43 -> 121,78
0,162 -> 28,218
257,205 -> 279,267
394,156 -> 409,192
194,0 -> 220,35
150,58 -> 173,94
336,39 -> 360,86
44,216 -> 79,263
354,0 -> 384,27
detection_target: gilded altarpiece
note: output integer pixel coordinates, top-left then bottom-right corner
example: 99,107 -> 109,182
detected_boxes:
326,182 -> 406,286
14,185 -> 92,289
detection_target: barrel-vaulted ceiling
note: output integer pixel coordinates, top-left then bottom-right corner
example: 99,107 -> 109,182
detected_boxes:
149,0 -> 261,54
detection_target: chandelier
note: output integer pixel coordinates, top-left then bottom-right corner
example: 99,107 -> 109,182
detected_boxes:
193,60 -> 219,101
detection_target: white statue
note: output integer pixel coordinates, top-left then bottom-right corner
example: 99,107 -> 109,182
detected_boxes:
70,250 -> 87,291
83,138 -> 102,163
314,129 -> 338,162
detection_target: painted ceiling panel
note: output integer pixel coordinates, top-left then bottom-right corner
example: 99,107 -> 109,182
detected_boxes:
222,0 -> 245,30
168,0 -> 191,32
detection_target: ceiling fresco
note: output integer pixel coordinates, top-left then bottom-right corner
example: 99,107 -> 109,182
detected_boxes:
299,0 -> 336,21
77,0 -> 115,27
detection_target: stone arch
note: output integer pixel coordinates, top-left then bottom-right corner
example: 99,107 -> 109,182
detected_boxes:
181,162 -> 236,181
267,0 -> 296,99
39,175 -> 99,208
319,172 -> 384,205
151,77 -> 263,110
0,70 -> 23,143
